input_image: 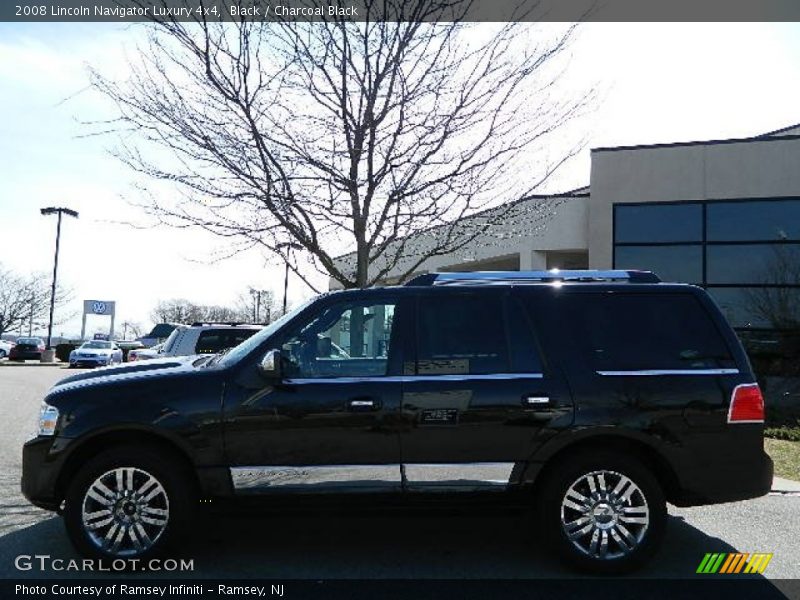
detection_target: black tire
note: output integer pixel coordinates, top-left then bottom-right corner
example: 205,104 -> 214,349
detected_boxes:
63,445 -> 196,562
538,449 -> 666,574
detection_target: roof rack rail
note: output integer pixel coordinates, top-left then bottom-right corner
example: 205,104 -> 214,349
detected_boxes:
404,270 -> 661,286
189,322 -> 251,327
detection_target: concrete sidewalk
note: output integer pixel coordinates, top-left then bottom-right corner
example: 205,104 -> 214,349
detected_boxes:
772,476 -> 800,493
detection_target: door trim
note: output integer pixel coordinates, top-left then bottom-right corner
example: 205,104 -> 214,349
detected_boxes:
403,462 -> 515,491
230,465 -> 402,493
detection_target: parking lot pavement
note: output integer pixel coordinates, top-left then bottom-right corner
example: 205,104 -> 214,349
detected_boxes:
0,364 -> 798,584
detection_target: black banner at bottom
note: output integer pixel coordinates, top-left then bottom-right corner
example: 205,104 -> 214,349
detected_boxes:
3,579 -> 799,600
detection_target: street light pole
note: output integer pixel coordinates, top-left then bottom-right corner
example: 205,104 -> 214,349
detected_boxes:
276,242 -> 302,315
40,207 -> 78,349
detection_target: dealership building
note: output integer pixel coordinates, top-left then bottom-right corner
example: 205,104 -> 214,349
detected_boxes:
333,123 -> 800,333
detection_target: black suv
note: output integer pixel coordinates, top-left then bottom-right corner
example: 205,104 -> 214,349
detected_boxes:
22,270 -> 772,572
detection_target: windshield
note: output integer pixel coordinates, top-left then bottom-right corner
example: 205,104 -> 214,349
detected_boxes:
215,295 -> 321,368
82,341 -> 112,349
162,328 -> 183,354
17,338 -> 41,345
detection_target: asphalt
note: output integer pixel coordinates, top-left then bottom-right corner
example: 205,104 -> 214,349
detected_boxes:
0,363 -> 797,590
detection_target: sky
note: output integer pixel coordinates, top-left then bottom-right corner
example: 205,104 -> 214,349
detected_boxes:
1,22 -> 799,338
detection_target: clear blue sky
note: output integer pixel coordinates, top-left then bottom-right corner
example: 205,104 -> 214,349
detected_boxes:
1,22 -> 799,336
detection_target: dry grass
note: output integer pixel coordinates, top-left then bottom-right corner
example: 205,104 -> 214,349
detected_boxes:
765,438 -> 800,482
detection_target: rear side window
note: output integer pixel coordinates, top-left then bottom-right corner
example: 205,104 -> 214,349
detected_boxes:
195,329 -> 258,354
559,292 -> 733,371
417,294 -> 509,375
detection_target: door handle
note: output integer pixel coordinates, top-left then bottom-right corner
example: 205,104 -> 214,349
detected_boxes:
348,397 -> 381,411
522,395 -> 551,407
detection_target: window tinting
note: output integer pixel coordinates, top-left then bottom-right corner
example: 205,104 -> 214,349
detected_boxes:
417,294 -> 509,375
562,293 -> 732,371
615,203 -> 702,243
507,297 -> 543,372
707,199 -> 800,242
281,302 -> 396,378
615,245 -> 702,283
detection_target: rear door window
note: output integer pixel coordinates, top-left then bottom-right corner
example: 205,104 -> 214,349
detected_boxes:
559,292 -> 733,371
416,293 -> 510,375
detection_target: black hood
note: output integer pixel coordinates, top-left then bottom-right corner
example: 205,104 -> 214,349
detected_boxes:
51,356 -> 204,394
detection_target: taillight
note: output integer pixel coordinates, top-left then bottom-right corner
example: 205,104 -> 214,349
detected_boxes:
727,383 -> 765,424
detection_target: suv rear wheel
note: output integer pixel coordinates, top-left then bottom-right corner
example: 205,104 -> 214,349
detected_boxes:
539,450 -> 666,573
63,446 -> 195,561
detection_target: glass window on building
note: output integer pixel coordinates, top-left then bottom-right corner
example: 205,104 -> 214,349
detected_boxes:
615,245 -> 702,284
707,199 -> 800,242
614,203 -> 702,243
613,198 -> 800,333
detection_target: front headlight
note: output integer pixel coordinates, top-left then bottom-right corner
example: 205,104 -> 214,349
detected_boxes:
38,402 -> 59,436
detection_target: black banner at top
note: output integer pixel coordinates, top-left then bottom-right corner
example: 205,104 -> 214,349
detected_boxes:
4,0 -> 800,23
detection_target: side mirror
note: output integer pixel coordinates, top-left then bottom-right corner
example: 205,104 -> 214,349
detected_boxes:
258,349 -> 282,379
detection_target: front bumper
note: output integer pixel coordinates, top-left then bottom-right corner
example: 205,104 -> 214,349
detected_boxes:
70,356 -> 112,367
22,436 -> 65,511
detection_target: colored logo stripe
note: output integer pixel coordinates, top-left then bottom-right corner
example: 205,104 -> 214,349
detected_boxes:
697,552 -> 773,574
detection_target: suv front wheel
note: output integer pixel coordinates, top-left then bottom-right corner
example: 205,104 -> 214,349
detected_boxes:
540,450 -> 667,573
63,446 -> 195,561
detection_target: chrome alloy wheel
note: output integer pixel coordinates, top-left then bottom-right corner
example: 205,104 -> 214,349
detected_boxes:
81,467 -> 170,556
560,470 -> 649,560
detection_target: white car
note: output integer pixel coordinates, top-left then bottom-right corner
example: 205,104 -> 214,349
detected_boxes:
0,339 -> 13,359
69,341 -> 124,368
158,323 -> 262,358
127,342 -> 164,362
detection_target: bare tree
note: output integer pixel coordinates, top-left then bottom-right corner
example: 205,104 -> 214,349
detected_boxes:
151,294 -> 270,325
0,264 -> 73,338
120,320 -> 145,339
235,289 -> 278,324
745,246 -> 800,330
92,2 -> 592,288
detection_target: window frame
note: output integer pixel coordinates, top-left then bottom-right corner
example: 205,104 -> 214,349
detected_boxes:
273,293 -> 408,380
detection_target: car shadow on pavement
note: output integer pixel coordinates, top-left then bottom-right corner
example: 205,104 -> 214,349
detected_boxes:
0,511 -> 780,587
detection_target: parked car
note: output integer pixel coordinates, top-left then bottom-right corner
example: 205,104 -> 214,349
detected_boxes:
159,323 -> 263,357
68,341 -> 124,368
0,339 -> 14,359
136,323 -> 180,348
22,270 -> 772,573
127,342 -> 164,362
10,337 -> 45,361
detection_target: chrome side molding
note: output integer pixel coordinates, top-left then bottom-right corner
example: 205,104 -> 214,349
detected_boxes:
231,465 -> 402,493
596,369 -> 740,376
404,462 -> 514,492
284,373 -> 543,385
230,462 -> 516,493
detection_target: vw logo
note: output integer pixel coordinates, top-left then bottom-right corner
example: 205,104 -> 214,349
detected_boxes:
92,301 -> 107,315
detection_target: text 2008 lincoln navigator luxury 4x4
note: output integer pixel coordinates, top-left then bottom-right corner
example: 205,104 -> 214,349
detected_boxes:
22,270 -> 772,572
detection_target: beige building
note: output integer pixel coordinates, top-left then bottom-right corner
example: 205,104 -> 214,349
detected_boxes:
333,124 -> 800,331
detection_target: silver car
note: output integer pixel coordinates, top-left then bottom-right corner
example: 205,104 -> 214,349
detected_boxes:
68,341 -> 123,368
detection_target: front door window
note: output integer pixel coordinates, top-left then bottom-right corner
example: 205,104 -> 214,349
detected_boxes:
281,302 -> 396,378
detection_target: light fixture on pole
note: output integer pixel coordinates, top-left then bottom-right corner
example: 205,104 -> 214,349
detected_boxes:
275,242 -> 302,315
40,207 -> 78,349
